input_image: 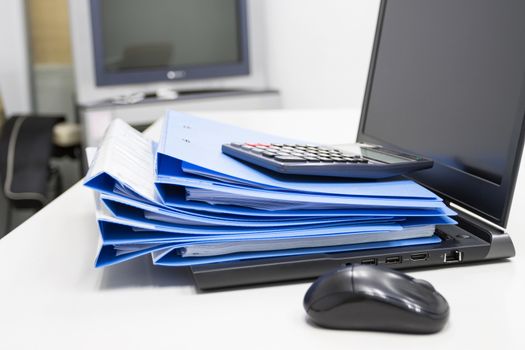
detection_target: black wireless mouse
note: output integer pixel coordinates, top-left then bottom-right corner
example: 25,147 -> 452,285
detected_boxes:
303,265 -> 449,334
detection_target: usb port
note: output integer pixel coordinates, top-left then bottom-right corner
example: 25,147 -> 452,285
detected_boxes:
410,253 -> 428,261
444,250 -> 463,263
385,256 -> 402,264
360,258 -> 377,265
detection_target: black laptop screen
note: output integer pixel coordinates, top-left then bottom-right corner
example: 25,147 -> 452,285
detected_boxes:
359,0 -> 525,226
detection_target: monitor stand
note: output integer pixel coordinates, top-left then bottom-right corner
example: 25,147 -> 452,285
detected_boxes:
108,88 -> 260,105
77,88 -> 281,154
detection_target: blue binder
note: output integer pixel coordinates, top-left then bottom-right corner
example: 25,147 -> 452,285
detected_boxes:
84,114 -> 456,269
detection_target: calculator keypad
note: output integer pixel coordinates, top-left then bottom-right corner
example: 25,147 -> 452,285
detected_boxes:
231,143 -> 369,164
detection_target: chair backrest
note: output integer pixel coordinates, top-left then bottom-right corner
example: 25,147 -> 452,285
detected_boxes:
0,92 -> 5,129
0,115 -> 64,209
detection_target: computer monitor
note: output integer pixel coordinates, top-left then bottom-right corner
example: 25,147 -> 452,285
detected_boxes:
358,0 -> 525,227
89,0 -> 250,86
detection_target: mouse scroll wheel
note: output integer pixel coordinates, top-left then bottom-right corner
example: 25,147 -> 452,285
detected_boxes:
413,278 -> 435,291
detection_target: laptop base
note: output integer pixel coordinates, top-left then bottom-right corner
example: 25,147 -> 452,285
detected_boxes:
190,213 -> 515,290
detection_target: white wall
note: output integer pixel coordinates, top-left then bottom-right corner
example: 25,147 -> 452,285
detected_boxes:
265,0 -> 380,109
0,0 -> 33,115
33,64 -> 76,121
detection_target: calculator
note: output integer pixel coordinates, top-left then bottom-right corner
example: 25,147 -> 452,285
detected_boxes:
222,142 -> 434,179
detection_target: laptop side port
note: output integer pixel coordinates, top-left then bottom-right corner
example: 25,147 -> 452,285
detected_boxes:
360,258 -> 377,265
410,253 -> 428,261
444,250 -> 463,263
385,256 -> 402,264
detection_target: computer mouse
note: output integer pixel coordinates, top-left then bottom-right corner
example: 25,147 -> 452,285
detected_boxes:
303,265 -> 449,334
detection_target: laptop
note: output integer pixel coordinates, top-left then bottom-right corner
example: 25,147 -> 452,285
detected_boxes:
191,0 -> 525,289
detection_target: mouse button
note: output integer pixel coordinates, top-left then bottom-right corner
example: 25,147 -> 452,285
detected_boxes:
308,292 -> 362,312
423,291 -> 449,316
383,284 -> 449,316
352,265 -> 407,295
413,278 -> 435,291
352,268 -> 440,314
303,267 -> 354,310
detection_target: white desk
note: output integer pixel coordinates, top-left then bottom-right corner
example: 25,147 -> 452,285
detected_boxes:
1,109 -> 524,350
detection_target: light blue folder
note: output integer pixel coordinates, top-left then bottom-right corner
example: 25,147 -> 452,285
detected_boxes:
102,195 -> 397,228
98,215 -> 454,245
151,235 -> 443,266
94,217 -> 443,267
94,233 -> 442,268
154,160 -> 449,210
100,192 -> 456,219
156,111 -> 440,199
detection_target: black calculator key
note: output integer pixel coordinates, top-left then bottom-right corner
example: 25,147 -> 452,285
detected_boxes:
231,142 -> 244,148
305,157 -> 321,162
262,151 -> 276,157
251,148 -> 265,154
318,157 -> 332,162
271,143 -> 283,147
241,145 -> 254,150
343,158 -> 358,163
275,155 -> 305,162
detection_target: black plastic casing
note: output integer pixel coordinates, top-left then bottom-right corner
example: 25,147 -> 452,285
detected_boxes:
222,143 -> 434,179
303,265 -> 449,334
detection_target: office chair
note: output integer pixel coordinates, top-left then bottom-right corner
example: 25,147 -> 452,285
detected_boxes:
0,115 -> 64,235
0,92 -> 4,129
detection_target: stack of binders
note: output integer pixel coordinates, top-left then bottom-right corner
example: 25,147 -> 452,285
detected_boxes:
84,111 -> 456,267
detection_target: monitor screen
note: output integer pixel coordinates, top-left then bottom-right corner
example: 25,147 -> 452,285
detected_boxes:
359,0 -> 525,226
90,0 -> 249,85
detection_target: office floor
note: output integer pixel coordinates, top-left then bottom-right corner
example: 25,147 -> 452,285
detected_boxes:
0,157 -> 82,238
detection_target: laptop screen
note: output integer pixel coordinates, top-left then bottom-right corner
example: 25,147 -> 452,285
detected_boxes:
358,0 -> 525,227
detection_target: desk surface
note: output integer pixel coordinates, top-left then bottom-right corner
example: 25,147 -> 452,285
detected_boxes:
1,109 -> 524,350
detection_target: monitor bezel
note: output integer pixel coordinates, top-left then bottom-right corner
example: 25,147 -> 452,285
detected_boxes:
89,0 -> 250,86
357,0 -> 525,228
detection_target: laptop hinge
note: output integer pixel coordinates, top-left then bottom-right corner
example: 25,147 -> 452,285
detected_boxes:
449,202 -> 506,234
